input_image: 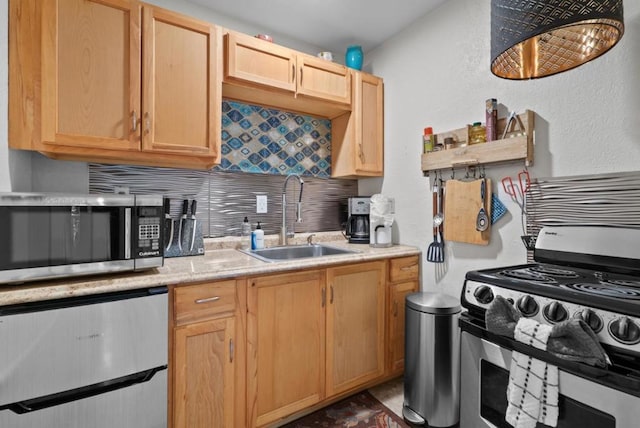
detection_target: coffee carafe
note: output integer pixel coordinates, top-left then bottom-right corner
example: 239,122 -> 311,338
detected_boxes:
345,197 -> 370,244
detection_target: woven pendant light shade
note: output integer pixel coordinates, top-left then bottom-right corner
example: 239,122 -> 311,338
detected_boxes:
491,0 -> 624,80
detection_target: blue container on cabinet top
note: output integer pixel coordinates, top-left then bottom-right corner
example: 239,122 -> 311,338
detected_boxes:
345,45 -> 363,70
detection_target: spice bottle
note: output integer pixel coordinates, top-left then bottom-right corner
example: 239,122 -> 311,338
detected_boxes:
469,122 -> 487,144
423,127 -> 434,153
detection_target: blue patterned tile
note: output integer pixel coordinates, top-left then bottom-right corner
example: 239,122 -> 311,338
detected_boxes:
259,135 -> 271,145
277,151 -> 289,160
248,153 -> 262,165
219,99 -> 332,177
285,132 -> 297,143
285,157 -> 297,167
227,110 -> 244,122
259,148 -> 271,159
258,122 -> 271,132
228,138 -> 243,150
268,142 -> 281,154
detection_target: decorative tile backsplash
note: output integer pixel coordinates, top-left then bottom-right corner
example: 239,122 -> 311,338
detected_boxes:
217,100 -> 332,177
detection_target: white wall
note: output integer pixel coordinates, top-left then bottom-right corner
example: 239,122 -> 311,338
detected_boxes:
360,0 -> 640,298
0,0 -> 323,192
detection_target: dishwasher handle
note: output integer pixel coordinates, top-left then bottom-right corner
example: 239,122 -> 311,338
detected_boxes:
0,366 -> 167,415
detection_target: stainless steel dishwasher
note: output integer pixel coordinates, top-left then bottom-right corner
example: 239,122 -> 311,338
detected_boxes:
0,287 -> 168,428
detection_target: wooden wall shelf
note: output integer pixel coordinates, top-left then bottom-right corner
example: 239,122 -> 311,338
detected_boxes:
421,110 -> 535,173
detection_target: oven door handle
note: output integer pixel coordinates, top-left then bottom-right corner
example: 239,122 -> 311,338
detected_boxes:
0,366 -> 166,414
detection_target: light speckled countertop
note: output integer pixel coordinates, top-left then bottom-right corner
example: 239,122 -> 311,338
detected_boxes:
0,232 -> 420,306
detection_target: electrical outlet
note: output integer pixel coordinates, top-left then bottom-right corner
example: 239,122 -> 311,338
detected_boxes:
256,195 -> 268,213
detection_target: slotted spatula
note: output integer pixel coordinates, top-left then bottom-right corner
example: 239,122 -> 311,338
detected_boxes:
427,181 -> 444,263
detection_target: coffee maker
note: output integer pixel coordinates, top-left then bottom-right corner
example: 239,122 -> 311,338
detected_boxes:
345,197 -> 370,244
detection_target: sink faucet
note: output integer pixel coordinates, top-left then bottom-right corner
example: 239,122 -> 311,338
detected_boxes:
281,174 -> 304,245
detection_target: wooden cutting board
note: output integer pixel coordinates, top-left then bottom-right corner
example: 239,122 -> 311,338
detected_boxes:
443,178 -> 492,245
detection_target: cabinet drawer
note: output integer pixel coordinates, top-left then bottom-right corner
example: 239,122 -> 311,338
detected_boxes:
174,280 -> 236,326
389,256 -> 419,283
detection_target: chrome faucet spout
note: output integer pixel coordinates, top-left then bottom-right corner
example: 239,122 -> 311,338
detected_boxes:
281,174 -> 304,245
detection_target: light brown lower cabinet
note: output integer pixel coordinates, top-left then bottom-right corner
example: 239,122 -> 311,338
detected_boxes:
247,270 -> 326,427
387,256 -> 420,375
170,279 -> 246,428
170,256 -> 418,428
247,260 -> 386,427
325,261 -> 386,396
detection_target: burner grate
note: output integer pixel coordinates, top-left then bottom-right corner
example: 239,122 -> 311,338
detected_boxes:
499,269 -> 557,284
529,265 -> 580,278
564,283 -> 640,300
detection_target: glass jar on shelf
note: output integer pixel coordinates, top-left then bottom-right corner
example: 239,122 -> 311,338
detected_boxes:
469,122 -> 487,144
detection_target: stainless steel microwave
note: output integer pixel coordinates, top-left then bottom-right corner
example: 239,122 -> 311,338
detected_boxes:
0,193 -> 164,284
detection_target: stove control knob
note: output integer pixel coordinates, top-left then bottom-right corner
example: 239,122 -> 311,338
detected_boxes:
473,286 -> 494,305
575,309 -> 603,333
609,317 -> 640,345
543,302 -> 568,323
517,295 -> 539,317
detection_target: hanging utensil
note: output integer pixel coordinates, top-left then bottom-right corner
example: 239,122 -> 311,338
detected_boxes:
476,178 -> 489,231
427,181 -> 444,263
438,178 -> 445,261
433,179 -> 443,228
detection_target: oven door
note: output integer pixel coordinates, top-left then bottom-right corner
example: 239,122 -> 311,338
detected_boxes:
461,329 -> 640,428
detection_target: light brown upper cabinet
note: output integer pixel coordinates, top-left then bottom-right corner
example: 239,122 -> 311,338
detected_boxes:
223,31 -> 352,118
9,0 -> 221,170
331,71 -> 384,178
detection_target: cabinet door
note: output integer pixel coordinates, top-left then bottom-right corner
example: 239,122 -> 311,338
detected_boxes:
247,271 -> 325,427
224,32 -> 296,92
296,56 -> 351,105
142,6 -> 220,159
41,0 -> 141,150
173,317 -> 236,428
326,261 -> 386,396
388,281 -> 418,375
354,72 -> 384,174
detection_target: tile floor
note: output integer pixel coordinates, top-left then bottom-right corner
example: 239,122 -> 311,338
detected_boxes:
368,377 -> 404,417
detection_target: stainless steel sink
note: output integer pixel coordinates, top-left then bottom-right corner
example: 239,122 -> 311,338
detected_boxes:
240,244 -> 357,263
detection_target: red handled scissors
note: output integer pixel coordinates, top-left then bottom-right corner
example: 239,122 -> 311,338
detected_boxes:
501,170 -> 530,212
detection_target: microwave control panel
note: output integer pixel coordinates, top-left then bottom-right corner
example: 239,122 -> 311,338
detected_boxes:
135,206 -> 163,257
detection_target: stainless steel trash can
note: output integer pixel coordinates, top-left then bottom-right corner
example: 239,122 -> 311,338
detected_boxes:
403,292 -> 461,427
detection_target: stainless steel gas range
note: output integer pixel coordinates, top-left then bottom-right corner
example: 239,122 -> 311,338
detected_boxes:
459,226 -> 640,428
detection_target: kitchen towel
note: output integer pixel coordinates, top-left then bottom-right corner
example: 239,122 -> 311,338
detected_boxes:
491,193 -> 508,224
506,318 -> 558,428
485,296 -> 609,367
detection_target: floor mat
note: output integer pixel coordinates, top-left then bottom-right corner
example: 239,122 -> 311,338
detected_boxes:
282,391 -> 410,428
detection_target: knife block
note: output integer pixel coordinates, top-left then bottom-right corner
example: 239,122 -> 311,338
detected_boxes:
164,218 -> 205,258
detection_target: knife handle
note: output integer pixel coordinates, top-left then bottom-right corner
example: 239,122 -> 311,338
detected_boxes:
164,197 -> 171,217
190,200 -> 197,217
181,199 -> 189,217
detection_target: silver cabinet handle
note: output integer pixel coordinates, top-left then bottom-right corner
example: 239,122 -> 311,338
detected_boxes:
194,296 -> 220,304
330,285 -> 334,304
132,110 -> 138,132
300,67 -> 303,85
229,338 -> 234,363
292,64 -> 295,83
401,265 -> 418,271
